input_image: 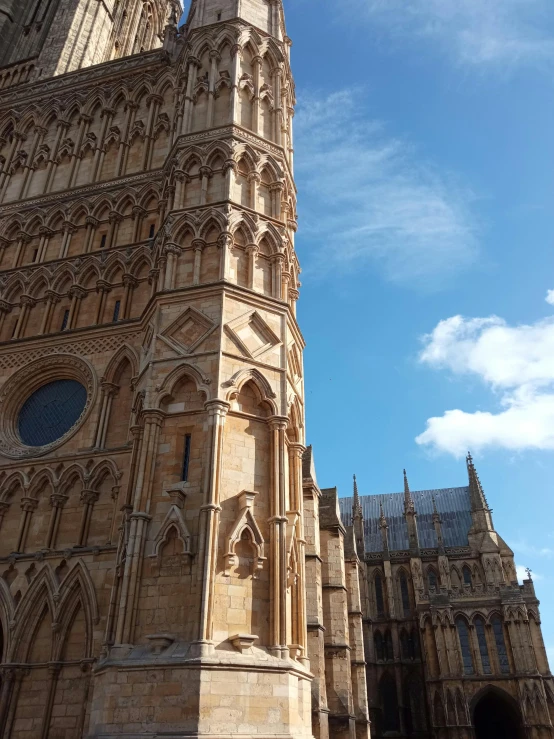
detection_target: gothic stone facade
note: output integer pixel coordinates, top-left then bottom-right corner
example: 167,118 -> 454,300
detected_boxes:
0,0 -> 550,737
337,461 -> 554,739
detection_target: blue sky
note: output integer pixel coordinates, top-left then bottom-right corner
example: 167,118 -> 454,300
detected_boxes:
285,0 -> 554,662
182,0 -> 554,664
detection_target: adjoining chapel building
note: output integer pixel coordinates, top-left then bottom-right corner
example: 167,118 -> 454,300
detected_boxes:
0,0 -> 551,736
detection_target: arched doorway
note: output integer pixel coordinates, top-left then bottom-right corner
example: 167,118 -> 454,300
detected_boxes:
473,688 -> 524,739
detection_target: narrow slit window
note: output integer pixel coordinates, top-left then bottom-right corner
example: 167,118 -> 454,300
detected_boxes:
462,566 -> 472,586
181,434 -> 192,481
148,223 -> 155,238
112,300 -> 120,322
61,309 -> 70,331
217,11 -> 222,20
32,249 -> 38,262
100,234 -> 107,248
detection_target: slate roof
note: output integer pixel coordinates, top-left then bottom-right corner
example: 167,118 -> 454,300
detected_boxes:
339,487 -> 472,552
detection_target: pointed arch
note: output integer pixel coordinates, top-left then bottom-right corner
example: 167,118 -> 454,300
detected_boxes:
103,343 -> 139,383
11,565 -> 56,662
224,491 -> 265,578
56,559 -> 99,642
27,467 -> 55,498
155,362 -> 212,407
89,458 -> 121,490
52,266 -> 76,294
58,463 -> 86,496
223,367 -> 277,413
198,210 -> 226,240
152,505 -> 192,558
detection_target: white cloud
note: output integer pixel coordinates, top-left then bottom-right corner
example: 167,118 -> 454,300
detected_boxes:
546,289 -> 554,305
416,309 -> 554,455
515,565 -> 543,583
345,0 -> 554,69
295,89 -> 478,286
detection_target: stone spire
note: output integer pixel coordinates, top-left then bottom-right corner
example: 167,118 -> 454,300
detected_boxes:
352,474 -> 365,557
431,495 -> 445,554
466,452 -> 495,533
403,469 -> 420,552
466,452 -> 489,511
403,469 -> 414,513
379,501 -> 390,556
353,474 -> 362,518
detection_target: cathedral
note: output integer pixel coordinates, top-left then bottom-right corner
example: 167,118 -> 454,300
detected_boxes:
0,0 -> 551,736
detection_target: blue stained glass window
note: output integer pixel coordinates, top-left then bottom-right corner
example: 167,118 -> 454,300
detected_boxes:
18,380 -> 87,446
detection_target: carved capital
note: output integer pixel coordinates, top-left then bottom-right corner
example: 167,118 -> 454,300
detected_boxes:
123,273 -> 138,288
217,232 -> 233,250
268,416 -> 288,432
80,489 -> 100,506
108,210 -> 123,224
132,206 -> 147,220
96,279 -> 112,294
20,496 -> 38,513
50,493 -> 69,509
68,286 -> 86,300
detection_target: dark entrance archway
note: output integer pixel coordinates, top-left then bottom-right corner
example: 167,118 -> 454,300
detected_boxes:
473,688 -> 524,739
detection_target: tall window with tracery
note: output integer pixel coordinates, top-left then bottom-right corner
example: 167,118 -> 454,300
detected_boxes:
474,617 -> 491,674
428,568 -> 438,591
456,617 -> 474,675
375,573 -> 385,617
491,615 -> 510,674
399,571 -> 410,616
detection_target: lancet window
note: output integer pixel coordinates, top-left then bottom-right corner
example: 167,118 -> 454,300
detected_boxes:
491,615 -> 510,674
456,617 -> 474,675
375,573 -> 385,617
474,617 -> 491,674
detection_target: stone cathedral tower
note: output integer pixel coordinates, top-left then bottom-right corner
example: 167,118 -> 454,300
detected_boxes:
0,0 -> 347,736
0,0 -> 551,737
